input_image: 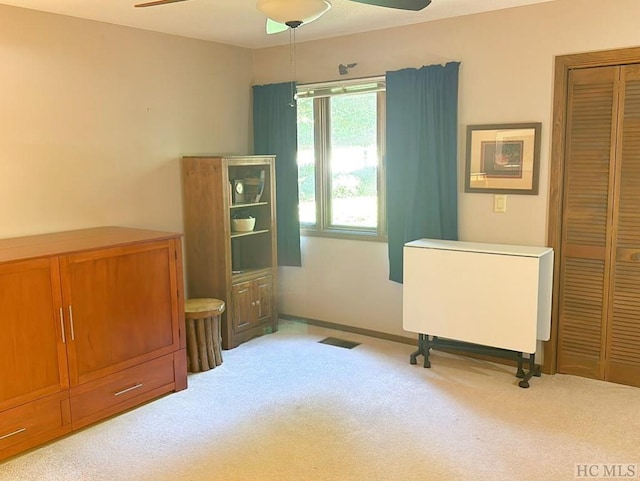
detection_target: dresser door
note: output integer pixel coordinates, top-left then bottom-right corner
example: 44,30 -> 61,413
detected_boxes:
0,257 -> 68,411
59,240 -> 181,386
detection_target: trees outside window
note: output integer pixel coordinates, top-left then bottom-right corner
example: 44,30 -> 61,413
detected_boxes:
296,78 -> 386,240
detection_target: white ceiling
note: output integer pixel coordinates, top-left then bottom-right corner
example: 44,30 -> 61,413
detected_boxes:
1,0 -> 557,49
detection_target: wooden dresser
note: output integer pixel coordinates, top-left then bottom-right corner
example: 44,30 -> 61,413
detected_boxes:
0,226 -> 187,461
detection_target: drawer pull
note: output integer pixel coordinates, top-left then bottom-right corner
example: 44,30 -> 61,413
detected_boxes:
0,427 -> 26,441
113,383 -> 143,397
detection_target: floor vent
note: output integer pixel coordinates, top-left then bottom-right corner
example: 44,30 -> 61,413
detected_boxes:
318,337 -> 361,349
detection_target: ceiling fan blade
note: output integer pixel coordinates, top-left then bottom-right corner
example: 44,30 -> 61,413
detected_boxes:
348,0 -> 431,11
266,18 -> 289,35
135,0 -> 189,7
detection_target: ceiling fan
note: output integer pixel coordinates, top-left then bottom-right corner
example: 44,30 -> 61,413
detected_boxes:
134,0 -> 432,34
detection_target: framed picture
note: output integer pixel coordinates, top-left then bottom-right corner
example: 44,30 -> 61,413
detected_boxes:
464,122 -> 541,194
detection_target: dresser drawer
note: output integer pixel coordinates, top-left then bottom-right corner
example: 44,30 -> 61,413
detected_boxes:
70,354 -> 176,428
0,393 -> 71,458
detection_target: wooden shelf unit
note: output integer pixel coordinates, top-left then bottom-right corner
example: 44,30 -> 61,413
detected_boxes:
182,155 -> 278,349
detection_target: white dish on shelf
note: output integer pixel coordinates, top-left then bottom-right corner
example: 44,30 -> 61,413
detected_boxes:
231,217 -> 256,232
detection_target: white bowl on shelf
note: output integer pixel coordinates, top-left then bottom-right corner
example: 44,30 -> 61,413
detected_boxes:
231,217 -> 256,232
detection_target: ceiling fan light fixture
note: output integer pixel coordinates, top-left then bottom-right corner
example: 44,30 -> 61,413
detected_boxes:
256,0 -> 331,25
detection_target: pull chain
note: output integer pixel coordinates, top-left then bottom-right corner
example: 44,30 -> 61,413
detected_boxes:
288,25 -> 298,107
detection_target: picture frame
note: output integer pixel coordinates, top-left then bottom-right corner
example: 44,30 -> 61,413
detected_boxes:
464,122 -> 541,195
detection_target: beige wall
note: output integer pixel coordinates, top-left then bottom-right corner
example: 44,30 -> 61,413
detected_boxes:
3,0 -> 639,352
0,4 -> 252,239
253,0 -> 640,342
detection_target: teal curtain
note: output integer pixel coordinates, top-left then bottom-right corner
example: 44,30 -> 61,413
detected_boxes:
253,82 -> 302,267
385,62 -> 460,283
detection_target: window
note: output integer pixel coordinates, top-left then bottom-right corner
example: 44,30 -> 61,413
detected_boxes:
296,78 -> 386,240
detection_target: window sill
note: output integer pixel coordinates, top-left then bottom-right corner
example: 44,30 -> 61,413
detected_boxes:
300,228 -> 387,243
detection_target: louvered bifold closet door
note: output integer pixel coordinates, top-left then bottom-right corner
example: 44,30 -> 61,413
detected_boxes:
607,65 -> 640,387
557,66 -> 619,379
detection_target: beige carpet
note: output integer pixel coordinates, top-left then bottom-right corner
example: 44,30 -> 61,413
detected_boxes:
1,319 -> 639,480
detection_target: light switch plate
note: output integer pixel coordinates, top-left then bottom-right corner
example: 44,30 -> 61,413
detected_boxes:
494,194 -> 507,213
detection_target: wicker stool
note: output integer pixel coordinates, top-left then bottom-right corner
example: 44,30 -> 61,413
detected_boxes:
184,298 -> 225,372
